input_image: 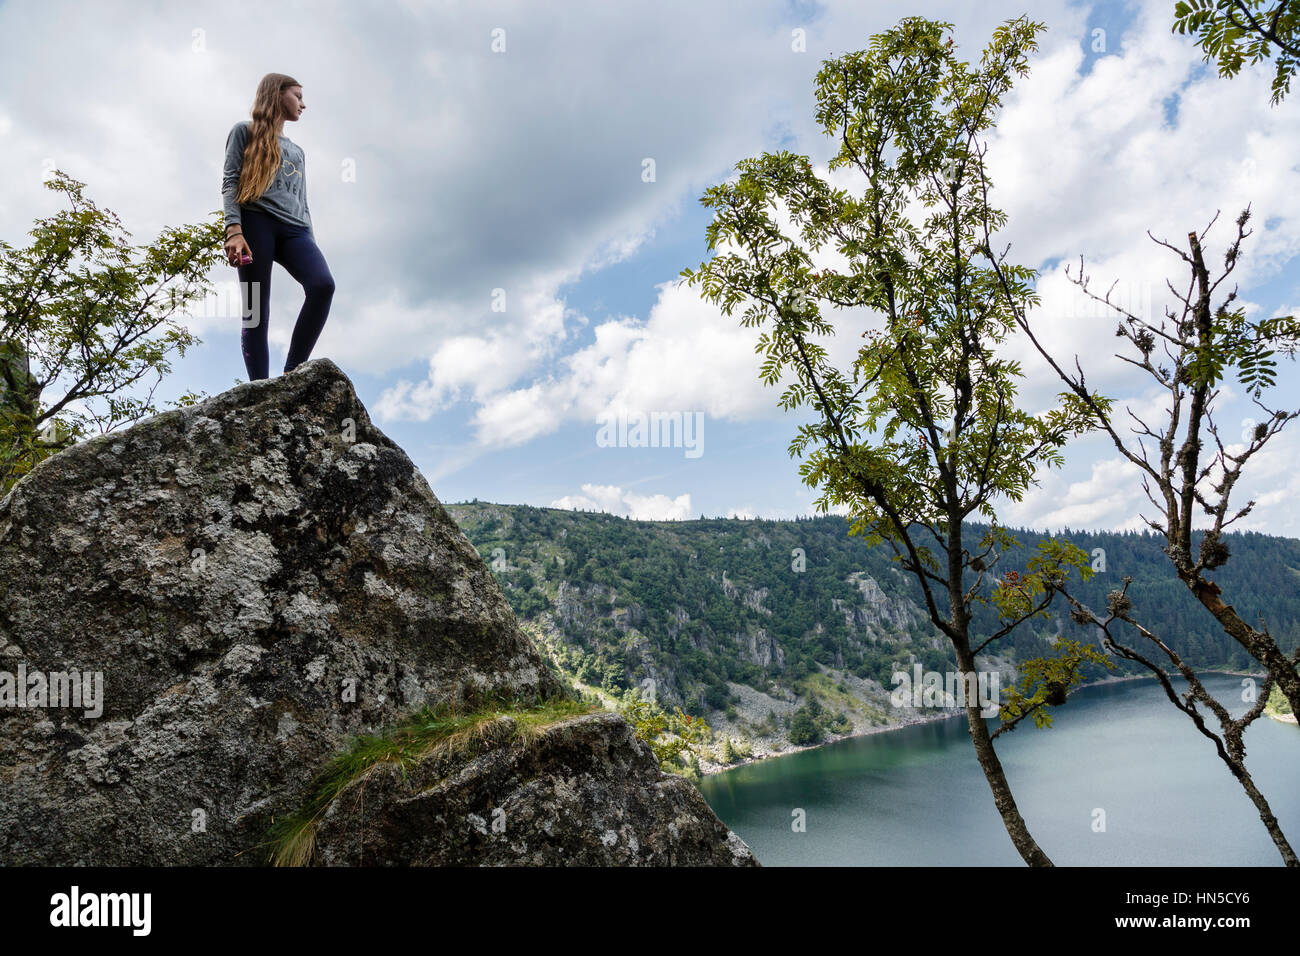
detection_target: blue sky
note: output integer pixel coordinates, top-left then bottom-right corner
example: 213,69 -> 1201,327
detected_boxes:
2,0 -> 1298,533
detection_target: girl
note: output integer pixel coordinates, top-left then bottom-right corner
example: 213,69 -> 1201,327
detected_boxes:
222,73 -> 335,380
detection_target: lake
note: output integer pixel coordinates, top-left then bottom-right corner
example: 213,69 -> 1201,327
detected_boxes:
697,673 -> 1300,865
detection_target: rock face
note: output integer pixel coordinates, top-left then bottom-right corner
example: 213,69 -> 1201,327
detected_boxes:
0,358 -> 756,866
312,711 -> 755,866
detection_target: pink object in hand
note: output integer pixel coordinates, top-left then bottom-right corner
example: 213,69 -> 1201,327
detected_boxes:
239,253 -> 253,265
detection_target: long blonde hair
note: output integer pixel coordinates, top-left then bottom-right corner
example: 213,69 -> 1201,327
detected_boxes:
234,73 -> 301,205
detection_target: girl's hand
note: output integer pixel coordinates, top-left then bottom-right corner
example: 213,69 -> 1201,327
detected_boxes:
224,232 -> 252,266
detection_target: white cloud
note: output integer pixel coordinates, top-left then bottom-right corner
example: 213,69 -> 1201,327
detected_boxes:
986,2 -> 1300,412
551,482 -> 692,520
388,154 -> 881,459
445,274 -> 799,450
5,0 -> 1300,533
1008,409 -> 1300,537
1004,455 -> 1149,531
1216,423 -> 1300,537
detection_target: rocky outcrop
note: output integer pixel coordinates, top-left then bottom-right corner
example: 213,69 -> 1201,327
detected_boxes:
736,627 -> 785,670
312,711 -> 754,866
844,571 -> 924,634
0,358 -> 756,867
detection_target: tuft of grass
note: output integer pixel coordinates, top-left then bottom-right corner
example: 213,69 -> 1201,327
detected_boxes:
264,694 -> 596,866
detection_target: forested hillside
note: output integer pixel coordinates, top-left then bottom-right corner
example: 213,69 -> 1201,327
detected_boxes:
446,501 -> 1300,762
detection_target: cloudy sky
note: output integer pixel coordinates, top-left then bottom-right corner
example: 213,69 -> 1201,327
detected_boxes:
2,0 -> 1298,535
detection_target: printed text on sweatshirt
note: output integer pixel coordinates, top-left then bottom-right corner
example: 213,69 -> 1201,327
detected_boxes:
221,121 -> 313,236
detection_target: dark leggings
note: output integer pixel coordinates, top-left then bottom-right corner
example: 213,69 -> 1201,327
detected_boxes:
236,206 -> 335,380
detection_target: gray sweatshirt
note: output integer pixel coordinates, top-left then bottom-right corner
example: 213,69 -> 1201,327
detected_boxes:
221,120 -> 313,237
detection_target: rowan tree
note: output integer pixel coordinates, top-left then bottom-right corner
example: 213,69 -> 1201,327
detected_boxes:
681,16 -> 1105,866
0,170 -> 223,495
988,207 -> 1300,864
1174,0 -> 1300,104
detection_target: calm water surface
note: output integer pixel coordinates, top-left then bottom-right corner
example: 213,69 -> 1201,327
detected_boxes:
698,674 -> 1299,865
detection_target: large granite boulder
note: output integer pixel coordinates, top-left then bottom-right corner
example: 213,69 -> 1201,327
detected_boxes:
0,358 -> 756,866
312,711 -> 756,866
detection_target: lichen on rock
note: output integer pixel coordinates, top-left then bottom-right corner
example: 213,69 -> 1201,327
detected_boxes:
0,358 -> 756,867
